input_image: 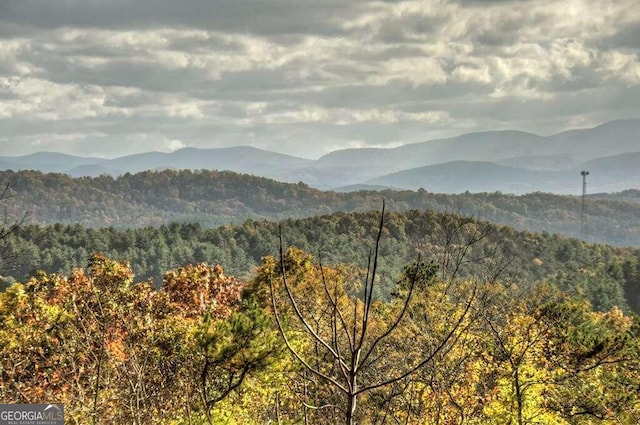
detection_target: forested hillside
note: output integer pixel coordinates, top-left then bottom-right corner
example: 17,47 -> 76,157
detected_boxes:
1,227 -> 639,423
590,189 -> 640,203
3,169 -> 640,247
2,209 -> 639,314
2,173 -> 640,424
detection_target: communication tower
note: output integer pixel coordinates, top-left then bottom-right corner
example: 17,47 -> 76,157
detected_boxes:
580,170 -> 589,240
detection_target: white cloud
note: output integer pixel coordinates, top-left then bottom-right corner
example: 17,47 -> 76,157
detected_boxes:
598,51 -> 640,84
452,64 -> 491,84
370,57 -> 448,86
0,0 -> 638,158
167,139 -> 186,151
0,77 -> 133,120
166,102 -> 206,119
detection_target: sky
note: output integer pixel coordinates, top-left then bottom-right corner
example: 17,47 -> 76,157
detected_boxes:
0,0 -> 639,159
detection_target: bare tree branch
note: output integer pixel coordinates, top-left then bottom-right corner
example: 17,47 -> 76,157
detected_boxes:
270,204 -> 483,424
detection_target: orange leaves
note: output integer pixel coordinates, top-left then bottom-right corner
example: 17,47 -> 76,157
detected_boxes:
0,254 -> 247,423
163,262 -> 242,319
105,331 -> 128,362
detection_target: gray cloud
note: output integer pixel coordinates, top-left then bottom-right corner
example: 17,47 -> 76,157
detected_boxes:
601,23 -> 640,49
0,0 -> 638,159
0,0 -> 353,36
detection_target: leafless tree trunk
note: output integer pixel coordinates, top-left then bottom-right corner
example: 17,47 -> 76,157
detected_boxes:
0,183 -> 26,241
0,183 -> 28,277
270,203 -> 477,425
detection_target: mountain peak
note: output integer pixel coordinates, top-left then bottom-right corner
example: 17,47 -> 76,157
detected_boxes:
1,119 -> 638,193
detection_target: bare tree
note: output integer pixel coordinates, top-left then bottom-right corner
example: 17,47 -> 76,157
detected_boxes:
0,183 -> 26,242
0,183 -> 28,280
269,203 -> 477,425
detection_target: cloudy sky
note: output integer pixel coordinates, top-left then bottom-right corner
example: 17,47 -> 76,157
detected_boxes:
0,0 -> 639,159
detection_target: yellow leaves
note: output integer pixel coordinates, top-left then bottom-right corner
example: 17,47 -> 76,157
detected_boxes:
256,247 -> 315,287
88,253 -> 135,290
597,305 -> 633,331
1,249 -> 638,424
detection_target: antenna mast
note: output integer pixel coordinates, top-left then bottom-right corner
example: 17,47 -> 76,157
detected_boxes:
580,170 -> 589,240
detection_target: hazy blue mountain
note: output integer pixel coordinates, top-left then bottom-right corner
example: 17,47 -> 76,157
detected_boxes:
366,161 -> 573,194
1,119 -> 638,193
314,120 -> 639,188
97,151 -> 170,173
550,119 -> 640,160
276,165 -> 386,189
0,147 -> 312,179
100,146 -> 313,178
0,152 -> 102,174
316,130 -> 549,172
0,160 -> 21,172
407,130 -> 549,162
367,153 -> 640,194
578,151 -> 640,176
497,155 -> 579,171
7,152 -> 103,166
574,152 -> 640,193
69,164 -> 125,177
306,130 -> 553,187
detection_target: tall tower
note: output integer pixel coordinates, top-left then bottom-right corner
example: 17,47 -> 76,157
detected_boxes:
580,170 -> 589,240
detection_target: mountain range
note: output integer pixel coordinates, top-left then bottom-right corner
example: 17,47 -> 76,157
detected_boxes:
1,119 -> 639,194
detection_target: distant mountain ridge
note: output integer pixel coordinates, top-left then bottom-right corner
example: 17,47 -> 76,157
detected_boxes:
1,119 -> 639,193
79,146 -> 313,179
314,130 -> 549,178
367,161 -> 570,194
366,153 -> 640,194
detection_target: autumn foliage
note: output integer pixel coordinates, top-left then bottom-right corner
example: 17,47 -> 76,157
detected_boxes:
0,251 -> 639,424
0,254 -> 249,424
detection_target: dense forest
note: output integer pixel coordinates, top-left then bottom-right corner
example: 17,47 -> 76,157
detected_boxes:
3,169 -> 640,246
2,170 -> 640,423
1,227 -> 639,423
2,209 -> 640,315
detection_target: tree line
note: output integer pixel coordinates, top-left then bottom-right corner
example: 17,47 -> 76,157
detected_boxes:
2,209 -> 639,314
2,169 -> 640,246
